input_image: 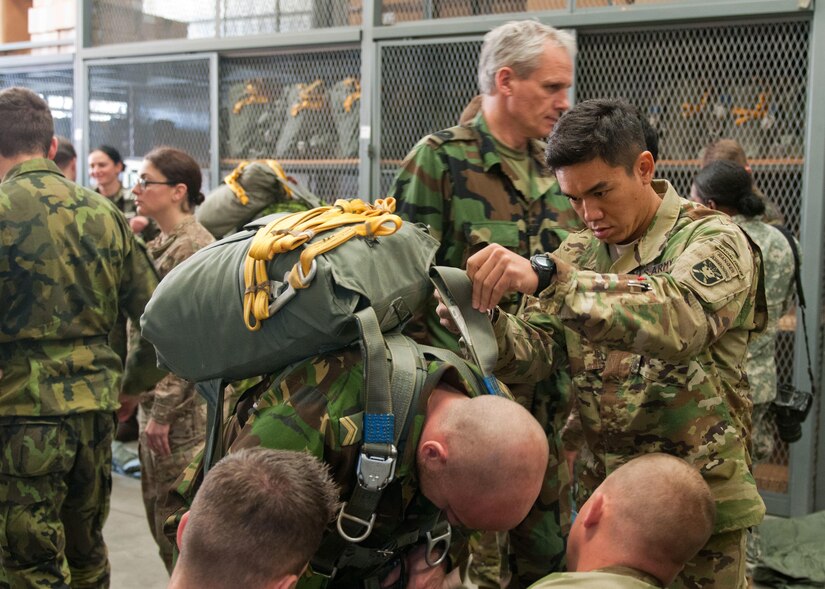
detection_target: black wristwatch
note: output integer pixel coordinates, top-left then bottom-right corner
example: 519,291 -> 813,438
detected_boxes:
530,254 -> 557,296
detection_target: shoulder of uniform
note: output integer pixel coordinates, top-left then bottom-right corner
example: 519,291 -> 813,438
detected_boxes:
423,125 -> 478,148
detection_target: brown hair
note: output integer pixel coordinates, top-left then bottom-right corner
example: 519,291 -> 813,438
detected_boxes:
54,136 -> 77,168
702,138 -> 748,168
0,87 -> 53,158
179,448 -> 338,588
143,146 -> 205,210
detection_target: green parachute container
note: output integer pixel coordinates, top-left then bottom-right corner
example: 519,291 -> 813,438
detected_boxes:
141,200 -> 439,383
196,160 -> 322,239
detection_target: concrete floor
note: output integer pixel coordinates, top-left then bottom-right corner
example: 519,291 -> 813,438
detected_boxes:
105,472 -> 170,589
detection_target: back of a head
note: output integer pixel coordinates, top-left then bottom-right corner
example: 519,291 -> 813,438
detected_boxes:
53,136 -> 77,168
702,138 -> 748,168
477,20 -> 576,95
0,87 -> 54,159
693,159 -> 765,218
545,98 -> 646,174
177,448 -> 338,589
601,454 -> 715,568
442,395 -> 548,526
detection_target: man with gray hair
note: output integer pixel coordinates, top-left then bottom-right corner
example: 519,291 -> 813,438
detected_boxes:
390,19 -> 584,587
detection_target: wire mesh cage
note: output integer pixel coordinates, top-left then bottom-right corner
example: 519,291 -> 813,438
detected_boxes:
378,38 -> 482,196
0,67 -> 74,143
219,47 -> 362,203
576,18 -> 810,496
378,0 -> 564,23
90,0 -> 357,46
87,58 -> 212,190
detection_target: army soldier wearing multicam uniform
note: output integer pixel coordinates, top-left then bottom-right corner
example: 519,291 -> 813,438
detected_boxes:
129,147 -> 215,572
390,20 -> 584,586
0,87 -> 163,588
529,454 -> 716,589
167,344 -> 549,588
456,99 -> 767,589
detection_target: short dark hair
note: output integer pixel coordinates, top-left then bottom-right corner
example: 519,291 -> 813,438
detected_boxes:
693,160 -> 765,217
180,448 -> 339,588
636,106 -> 659,162
0,87 -> 54,158
144,146 -> 205,209
545,98 -> 646,175
93,144 -> 124,168
53,136 -> 77,168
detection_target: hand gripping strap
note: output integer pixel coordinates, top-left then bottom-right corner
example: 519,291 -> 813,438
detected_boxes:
429,266 -> 502,395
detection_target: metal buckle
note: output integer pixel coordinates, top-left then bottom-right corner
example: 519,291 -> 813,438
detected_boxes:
336,503 -> 376,543
424,523 -> 451,567
357,445 -> 397,492
267,258 -> 317,316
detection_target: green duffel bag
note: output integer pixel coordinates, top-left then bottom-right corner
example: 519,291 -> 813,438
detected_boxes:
141,198 -> 438,383
196,160 -> 322,239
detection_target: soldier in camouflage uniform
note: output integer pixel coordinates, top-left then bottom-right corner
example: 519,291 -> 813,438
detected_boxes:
529,454 -> 715,589
456,99 -> 767,589
130,147 -> 215,572
167,343 -> 550,588
390,20 -> 584,586
0,87 -> 164,588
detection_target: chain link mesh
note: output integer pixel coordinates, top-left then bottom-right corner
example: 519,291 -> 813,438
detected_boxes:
219,47 -> 362,203
577,19 -> 810,497
0,67 -> 74,142
87,59 -> 212,189
379,39 -> 482,196
90,0 -> 356,46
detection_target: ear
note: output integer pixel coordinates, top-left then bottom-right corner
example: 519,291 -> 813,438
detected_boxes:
47,136 -> 59,160
580,493 -> 604,529
173,183 -> 188,204
636,150 -> 655,184
494,66 -> 516,97
705,199 -> 717,210
176,510 -> 190,550
417,440 -> 448,466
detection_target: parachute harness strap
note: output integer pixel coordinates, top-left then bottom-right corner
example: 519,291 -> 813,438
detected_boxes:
242,197 -> 401,331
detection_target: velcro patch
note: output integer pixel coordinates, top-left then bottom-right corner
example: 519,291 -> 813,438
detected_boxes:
691,258 -> 730,286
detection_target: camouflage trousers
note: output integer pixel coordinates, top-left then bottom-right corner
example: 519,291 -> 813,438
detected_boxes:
671,529 -> 747,589
750,402 -> 775,465
0,412 -> 114,589
137,402 -> 206,573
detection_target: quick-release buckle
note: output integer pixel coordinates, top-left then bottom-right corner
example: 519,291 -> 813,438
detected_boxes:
425,522 -> 451,567
336,505 -> 376,543
267,259 -> 317,316
357,445 -> 397,492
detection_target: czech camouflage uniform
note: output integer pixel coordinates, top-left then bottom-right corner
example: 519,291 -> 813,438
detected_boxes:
491,181 -> 767,589
391,112 -> 584,585
528,567 -> 663,588
733,215 -> 795,463
167,343 -> 498,588
1,158 -> 162,588
138,216 -> 214,572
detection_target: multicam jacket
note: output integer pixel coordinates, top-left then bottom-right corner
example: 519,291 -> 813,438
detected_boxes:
142,216 -> 214,424
0,158 -> 161,416
492,181 -> 767,534
170,344 -> 492,587
733,215 -> 796,405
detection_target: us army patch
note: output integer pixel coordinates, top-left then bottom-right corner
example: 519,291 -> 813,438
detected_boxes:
691,258 -> 728,285
642,260 -> 674,275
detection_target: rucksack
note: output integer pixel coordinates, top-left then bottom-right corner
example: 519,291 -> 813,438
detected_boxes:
196,159 -> 322,239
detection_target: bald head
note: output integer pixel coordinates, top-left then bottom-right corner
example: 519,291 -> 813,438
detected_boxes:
568,453 -> 715,586
418,388 -> 548,531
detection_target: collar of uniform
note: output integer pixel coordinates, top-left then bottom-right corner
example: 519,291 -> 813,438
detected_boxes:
595,566 -> 664,587
609,179 -> 681,275
96,183 -> 127,208
2,157 -> 63,183
471,113 -> 549,175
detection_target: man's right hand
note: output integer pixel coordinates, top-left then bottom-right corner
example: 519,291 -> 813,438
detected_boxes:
466,244 -> 538,313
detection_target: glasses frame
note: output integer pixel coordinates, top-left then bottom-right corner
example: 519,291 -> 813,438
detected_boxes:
135,178 -> 177,190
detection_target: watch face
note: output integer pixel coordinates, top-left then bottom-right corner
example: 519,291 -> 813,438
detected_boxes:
532,255 -> 552,270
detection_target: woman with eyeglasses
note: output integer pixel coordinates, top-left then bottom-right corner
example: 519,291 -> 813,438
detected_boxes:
130,146 -> 214,572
